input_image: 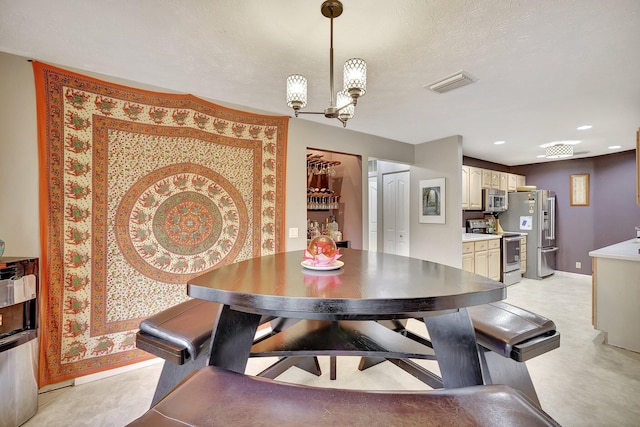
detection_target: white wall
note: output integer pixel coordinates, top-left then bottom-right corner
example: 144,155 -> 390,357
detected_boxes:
410,136 -> 463,267
0,53 -> 39,256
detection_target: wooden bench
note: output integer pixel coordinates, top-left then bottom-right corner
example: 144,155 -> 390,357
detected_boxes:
136,299 -> 320,405
360,301 -> 560,406
127,365 -> 561,426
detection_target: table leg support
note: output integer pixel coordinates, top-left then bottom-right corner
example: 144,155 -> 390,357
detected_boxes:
423,309 -> 483,388
208,305 -> 261,373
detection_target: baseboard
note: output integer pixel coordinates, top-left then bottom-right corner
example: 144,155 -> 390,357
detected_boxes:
73,357 -> 163,386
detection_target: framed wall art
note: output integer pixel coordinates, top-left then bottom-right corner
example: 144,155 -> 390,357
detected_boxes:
570,174 -> 589,206
419,178 -> 445,223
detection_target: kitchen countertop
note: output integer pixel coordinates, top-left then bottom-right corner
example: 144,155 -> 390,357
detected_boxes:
462,233 -> 502,242
589,238 -> 640,262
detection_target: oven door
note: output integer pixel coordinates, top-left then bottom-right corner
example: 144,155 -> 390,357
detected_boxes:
502,236 -> 521,272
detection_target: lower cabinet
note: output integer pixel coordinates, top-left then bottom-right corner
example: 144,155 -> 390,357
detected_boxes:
487,240 -> 501,281
462,238 -> 501,281
462,242 -> 474,273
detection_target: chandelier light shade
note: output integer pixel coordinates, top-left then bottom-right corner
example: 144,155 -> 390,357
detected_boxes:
285,0 -> 366,127
336,90 -> 354,120
546,144 -> 574,159
286,74 -> 308,110
343,58 -> 367,99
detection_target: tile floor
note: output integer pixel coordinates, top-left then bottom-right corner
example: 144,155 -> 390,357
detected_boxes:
23,272 -> 640,427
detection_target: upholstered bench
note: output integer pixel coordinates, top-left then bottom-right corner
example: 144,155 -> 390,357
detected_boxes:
127,365 -> 561,426
136,299 -> 321,405
362,301 -> 560,406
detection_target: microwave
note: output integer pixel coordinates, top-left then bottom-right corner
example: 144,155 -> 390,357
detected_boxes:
483,189 -> 507,212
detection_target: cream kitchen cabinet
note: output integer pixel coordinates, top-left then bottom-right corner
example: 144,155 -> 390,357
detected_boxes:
487,239 -> 501,281
481,169 -> 492,189
462,242 -> 475,272
474,240 -> 489,277
462,166 -> 483,210
499,172 -> 509,192
462,236 -> 501,281
491,171 -> 500,189
469,167 -> 483,210
462,165 -> 470,209
508,174 -> 518,191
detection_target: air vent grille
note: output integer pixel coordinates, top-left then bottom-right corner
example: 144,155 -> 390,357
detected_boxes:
426,71 -> 474,93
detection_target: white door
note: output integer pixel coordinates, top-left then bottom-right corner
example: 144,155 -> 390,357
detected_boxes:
368,177 -> 378,252
383,171 -> 410,256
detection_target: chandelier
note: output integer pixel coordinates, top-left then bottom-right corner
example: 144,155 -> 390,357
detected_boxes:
286,0 -> 367,127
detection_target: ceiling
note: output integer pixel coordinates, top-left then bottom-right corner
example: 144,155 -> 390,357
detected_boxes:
2,0 -> 639,166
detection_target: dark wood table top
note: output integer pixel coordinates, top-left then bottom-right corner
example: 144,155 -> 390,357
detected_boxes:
188,249 -> 506,320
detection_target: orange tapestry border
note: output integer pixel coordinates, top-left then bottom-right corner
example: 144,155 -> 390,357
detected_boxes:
33,61 -> 288,386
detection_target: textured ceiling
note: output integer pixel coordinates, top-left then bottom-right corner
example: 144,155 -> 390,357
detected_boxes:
1,0 -> 639,166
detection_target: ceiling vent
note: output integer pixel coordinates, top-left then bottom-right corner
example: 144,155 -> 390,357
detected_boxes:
426,71 -> 475,93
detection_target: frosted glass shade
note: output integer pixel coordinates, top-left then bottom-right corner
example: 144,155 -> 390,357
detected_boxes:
336,90 -> 354,120
286,74 -> 308,109
343,58 -> 367,97
546,144 -> 573,159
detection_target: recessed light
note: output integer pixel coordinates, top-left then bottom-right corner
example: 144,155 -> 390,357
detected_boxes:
608,145 -> 621,149
577,125 -> 592,130
539,140 -> 581,148
494,140 -> 506,145
536,154 -> 546,158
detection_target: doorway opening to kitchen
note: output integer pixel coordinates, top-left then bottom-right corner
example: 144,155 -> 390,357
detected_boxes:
307,148 -> 362,249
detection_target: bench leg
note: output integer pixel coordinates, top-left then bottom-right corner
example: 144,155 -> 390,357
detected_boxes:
479,349 -> 541,407
151,352 -> 208,406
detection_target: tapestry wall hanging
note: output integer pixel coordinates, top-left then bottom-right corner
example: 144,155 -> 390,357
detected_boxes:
33,62 -> 288,385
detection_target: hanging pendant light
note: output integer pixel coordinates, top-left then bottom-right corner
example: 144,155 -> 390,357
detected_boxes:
285,1 -> 367,128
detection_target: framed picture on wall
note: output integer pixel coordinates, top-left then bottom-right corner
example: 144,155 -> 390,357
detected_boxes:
570,174 -> 589,206
419,178 -> 446,223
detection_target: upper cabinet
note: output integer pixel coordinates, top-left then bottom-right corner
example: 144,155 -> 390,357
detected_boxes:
462,166 -> 470,210
462,166 -> 526,210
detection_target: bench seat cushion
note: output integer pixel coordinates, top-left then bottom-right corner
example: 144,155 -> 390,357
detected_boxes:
468,301 -> 556,358
139,299 -> 219,360
128,366 -> 560,426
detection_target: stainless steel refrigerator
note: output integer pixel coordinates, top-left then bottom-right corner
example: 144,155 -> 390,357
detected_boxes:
499,190 -> 557,279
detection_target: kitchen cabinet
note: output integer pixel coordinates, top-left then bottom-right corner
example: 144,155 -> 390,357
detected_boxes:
491,171 -> 500,189
461,166 -> 470,210
499,173 -> 509,192
481,169 -> 492,189
462,242 -> 474,272
462,236 -> 501,281
474,240 -> 489,277
461,166 -> 482,210
462,166 -> 527,210
520,235 -> 527,274
487,239 -> 501,281
469,167 -> 483,210
590,239 -> 640,352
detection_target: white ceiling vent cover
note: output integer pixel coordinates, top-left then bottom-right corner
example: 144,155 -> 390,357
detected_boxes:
427,71 -> 475,93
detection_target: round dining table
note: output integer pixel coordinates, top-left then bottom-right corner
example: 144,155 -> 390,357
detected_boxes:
187,249 -> 506,388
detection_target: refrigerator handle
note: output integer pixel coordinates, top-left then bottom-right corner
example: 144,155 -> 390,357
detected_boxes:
548,197 -> 556,240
